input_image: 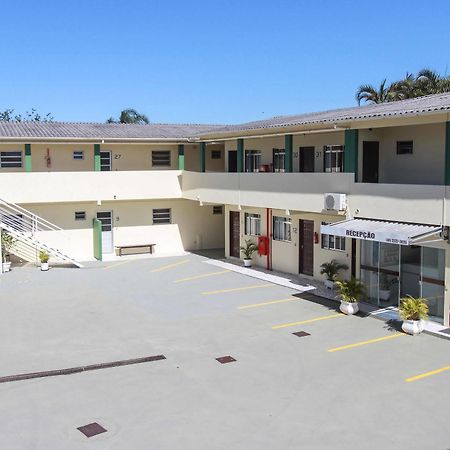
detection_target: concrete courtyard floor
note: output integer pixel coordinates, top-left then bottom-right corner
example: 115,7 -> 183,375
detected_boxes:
0,253 -> 449,449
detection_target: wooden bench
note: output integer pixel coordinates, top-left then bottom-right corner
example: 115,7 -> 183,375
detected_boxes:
116,244 -> 156,257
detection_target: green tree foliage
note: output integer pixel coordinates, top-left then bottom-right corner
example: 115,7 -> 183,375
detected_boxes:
0,108 -> 53,122
107,108 -> 150,124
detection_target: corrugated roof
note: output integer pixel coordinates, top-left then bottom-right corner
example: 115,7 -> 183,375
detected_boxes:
0,121 -> 224,140
1,92 -> 449,140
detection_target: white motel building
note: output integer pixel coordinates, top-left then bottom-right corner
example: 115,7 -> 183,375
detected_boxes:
1,93 -> 450,327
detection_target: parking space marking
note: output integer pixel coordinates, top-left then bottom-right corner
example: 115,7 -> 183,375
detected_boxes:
174,270 -> 230,283
202,284 -> 275,295
272,313 -> 343,329
103,260 -> 134,270
151,259 -> 190,273
405,365 -> 450,383
238,298 -> 298,310
328,332 -> 405,353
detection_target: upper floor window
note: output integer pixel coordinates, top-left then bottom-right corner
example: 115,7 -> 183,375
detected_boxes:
152,208 -> 171,224
245,213 -> 261,236
321,221 -> 345,251
213,205 -> 223,215
0,151 -> 22,168
273,149 -> 285,173
73,150 -> 84,160
211,150 -> 222,159
75,211 -> 86,221
245,150 -> 262,172
324,145 -> 344,173
273,216 -> 291,241
397,141 -> 413,155
152,150 -> 171,167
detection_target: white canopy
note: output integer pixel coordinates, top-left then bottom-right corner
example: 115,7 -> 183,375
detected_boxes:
320,219 -> 442,246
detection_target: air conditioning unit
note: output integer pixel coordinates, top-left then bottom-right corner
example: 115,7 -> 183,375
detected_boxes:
324,193 -> 347,211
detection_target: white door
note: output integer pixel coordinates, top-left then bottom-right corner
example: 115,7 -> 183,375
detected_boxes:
100,151 -> 112,171
96,211 -> 113,254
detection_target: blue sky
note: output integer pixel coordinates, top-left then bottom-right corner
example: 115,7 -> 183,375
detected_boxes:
1,0 -> 450,124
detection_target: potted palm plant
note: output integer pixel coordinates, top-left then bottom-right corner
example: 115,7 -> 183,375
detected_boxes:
39,250 -> 50,271
335,278 -> 366,315
399,295 -> 428,335
320,260 -> 349,289
1,230 -> 16,272
240,239 -> 258,268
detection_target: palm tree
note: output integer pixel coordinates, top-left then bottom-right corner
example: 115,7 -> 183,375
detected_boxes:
355,79 -> 396,105
107,108 -> 150,124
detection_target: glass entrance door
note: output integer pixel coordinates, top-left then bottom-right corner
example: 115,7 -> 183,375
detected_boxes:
400,246 -> 421,299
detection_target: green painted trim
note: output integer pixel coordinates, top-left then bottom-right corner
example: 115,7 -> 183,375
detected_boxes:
178,144 -> 185,170
199,142 -> 206,172
94,144 -> 101,171
237,139 -> 244,172
446,122 -> 450,185
284,135 -> 293,172
24,144 -> 32,172
93,218 -> 102,261
344,129 -> 359,180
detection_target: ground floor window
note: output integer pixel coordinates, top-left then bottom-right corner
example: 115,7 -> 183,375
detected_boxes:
360,241 -> 445,323
245,150 -> 262,172
273,216 -> 291,241
323,145 -> 344,172
321,222 -> 345,251
245,213 -> 261,236
152,208 -> 171,224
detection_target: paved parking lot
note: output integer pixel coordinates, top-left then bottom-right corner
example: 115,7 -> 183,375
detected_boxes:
0,254 -> 449,449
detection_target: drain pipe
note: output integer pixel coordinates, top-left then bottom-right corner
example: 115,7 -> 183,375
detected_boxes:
266,208 -> 272,271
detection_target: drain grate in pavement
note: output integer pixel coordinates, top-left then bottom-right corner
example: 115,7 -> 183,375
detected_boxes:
77,422 -> 107,438
216,356 -> 236,364
292,331 -> 310,337
439,327 -> 450,335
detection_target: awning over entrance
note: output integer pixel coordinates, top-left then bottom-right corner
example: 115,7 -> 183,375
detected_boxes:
320,219 -> 442,246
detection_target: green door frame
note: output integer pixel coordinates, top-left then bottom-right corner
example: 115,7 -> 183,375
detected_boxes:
93,218 -> 102,261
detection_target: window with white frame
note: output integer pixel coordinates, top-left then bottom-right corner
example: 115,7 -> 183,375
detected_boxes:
213,205 -> 223,215
321,221 -> 346,251
74,211 -> 86,221
152,208 -> 171,224
245,213 -> 261,236
73,150 -> 84,160
323,145 -> 344,172
0,151 -> 22,168
245,150 -> 262,172
273,148 -> 285,172
152,150 -> 171,167
273,216 -> 291,241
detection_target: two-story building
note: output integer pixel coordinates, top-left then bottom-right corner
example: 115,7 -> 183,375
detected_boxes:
1,93 -> 450,326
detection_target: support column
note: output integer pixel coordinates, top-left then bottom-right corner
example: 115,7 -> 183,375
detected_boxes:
178,144 -> 185,170
200,142 -> 206,172
445,122 -> 450,185
344,129 -> 358,181
237,138 -> 244,172
24,143 -> 32,172
284,135 -> 293,172
94,144 -> 101,171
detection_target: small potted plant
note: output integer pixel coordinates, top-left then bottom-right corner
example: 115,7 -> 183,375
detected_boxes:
399,295 -> 428,335
240,239 -> 258,268
39,250 -> 50,271
1,230 -> 16,272
335,278 -> 366,315
320,260 -> 349,289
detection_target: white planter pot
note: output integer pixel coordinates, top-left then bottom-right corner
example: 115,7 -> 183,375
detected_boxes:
340,301 -> 359,315
324,279 -> 335,290
2,262 -> 11,272
41,262 -> 49,271
402,319 -> 424,336
379,289 -> 391,301
243,259 -> 252,268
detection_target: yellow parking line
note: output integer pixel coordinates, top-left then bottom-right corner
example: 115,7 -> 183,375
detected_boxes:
174,270 -> 230,283
405,365 -> 450,383
272,313 -> 343,329
151,259 -> 190,273
202,284 -> 274,295
328,332 -> 405,353
103,260 -> 134,270
238,298 -> 298,310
